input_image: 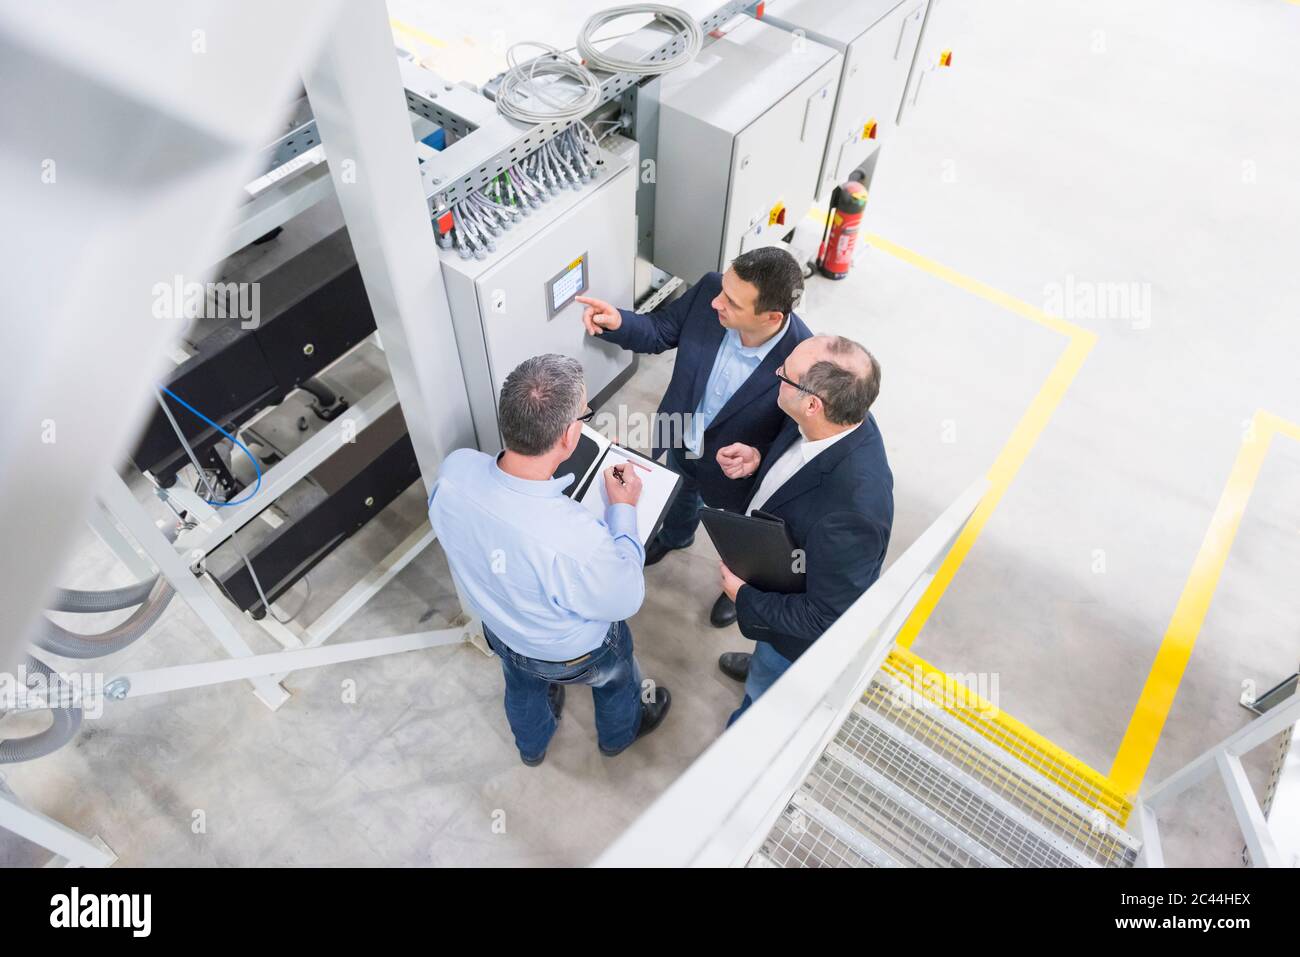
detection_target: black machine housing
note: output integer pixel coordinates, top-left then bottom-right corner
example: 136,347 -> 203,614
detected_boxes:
134,223 -> 421,618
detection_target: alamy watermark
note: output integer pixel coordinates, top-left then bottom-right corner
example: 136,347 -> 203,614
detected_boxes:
590,407 -> 705,458
1044,274 -> 1151,329
151,275 -> 261,329
889,665 -> 1000,718
0,665 -> 105,719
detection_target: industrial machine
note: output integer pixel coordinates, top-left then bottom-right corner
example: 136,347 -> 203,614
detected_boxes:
764,0 -> 932,199
652,16 -> 842,282
127,214 -> 422,622
134,224 -> 374,491
437,141 -> 638,453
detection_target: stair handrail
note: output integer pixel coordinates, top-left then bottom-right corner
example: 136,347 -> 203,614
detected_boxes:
1138,686 -> 1300,867
596,478 -> 990,867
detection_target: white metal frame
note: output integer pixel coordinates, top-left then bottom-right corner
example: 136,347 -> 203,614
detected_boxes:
0,0 -> 340,678
596,478 -> 989,867
0,786 -> 116,869
103,625 -> 471,701
1135,689 -> 1300,868
81,0 -> 496,710
0,0 -> 489,867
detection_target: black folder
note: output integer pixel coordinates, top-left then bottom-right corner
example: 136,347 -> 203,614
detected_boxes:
699,507 -> 806,594
554,430 -> 604,498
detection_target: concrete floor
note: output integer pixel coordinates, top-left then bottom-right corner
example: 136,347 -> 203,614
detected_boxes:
4,0 -> 1299,867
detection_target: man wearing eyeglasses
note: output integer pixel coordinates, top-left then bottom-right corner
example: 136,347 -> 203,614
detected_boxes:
713,335 -> 893,724
428,355 -> 671,766
575,247 -> 812,628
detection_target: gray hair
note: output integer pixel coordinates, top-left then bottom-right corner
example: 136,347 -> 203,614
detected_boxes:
802,336 -> 880,426
498,354 -> 586,456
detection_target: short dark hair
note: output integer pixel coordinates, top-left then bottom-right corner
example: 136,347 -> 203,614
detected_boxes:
498,354 -> 585,456
802,336 -> 880,425
730,246 -> 804,317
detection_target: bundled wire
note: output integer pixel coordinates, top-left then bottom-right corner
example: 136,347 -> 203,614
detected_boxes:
441,126 -> 600,261
495,41 -> 600,123
577,4 -> 702,76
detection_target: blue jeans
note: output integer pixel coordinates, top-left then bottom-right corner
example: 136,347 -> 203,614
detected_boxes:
726,641 -> 795,727
483,621 -> 643,760
654,445 -> 705,549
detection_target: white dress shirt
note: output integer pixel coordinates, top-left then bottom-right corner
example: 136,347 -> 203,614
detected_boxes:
747,423 -> 861,515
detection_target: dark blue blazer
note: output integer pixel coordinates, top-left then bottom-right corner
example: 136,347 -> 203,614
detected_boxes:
735,414 -> 894,663
599,272 -> 813,512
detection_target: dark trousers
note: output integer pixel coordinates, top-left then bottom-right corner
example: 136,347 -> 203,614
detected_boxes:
654,445 -> 705,549
483,621 -> 643,760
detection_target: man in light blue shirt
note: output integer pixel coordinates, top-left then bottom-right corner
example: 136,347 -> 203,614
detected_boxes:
428,354 -> 672,766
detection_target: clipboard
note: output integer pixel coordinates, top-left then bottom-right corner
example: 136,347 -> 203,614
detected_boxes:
699,506 -> 805,593
553,425 -> 683,545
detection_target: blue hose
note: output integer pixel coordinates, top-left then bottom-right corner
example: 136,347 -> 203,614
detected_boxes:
158,385 -> 262,508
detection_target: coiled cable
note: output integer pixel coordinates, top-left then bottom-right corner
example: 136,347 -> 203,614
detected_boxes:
576,4 -> 702,76
496,41 -> 601,123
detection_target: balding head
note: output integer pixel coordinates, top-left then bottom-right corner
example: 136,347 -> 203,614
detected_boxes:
780,335 -> 880,428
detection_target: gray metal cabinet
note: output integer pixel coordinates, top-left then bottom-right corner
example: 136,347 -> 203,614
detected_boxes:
438,149 -> 636,453
766,0 -> 930,199
653,17 -> 842,283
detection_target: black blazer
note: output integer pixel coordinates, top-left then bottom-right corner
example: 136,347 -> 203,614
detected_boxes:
734,414 -> 894,662
599,272 -> 813,512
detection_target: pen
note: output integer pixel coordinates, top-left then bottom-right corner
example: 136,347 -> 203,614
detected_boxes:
612,466 -> 627,487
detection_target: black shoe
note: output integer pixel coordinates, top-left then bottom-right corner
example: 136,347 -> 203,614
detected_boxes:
710,593 -> 737,628
718,652 -> 751,683
644,535 -> 693,567
599,687 -> 672,756
520,684 -> 566,767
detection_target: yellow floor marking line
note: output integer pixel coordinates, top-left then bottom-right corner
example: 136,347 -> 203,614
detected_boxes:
862,234 -> 1098,651
1109,410 -> 1300,797
390,18 -> 448,51
885,647 -> 1133,824
859,235 -> 1121,813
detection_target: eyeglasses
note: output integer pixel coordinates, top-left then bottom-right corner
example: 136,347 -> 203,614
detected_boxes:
775,365 -> 823,403
576,406 -> 596,423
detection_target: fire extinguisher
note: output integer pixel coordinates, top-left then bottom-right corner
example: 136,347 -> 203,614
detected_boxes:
817,181 -> 868,280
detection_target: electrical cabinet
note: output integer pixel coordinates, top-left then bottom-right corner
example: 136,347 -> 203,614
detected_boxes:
765,0 -> 930,199
438,145 -> 637,454
653,17 -> 842,283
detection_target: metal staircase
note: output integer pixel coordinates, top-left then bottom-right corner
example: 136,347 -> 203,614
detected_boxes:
603,473 -> 1292,869
751,666 -> 1140,868
597,481 -> 1146,869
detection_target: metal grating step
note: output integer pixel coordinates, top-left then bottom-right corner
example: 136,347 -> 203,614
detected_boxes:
755,665 -> 1142,868
861,674 -> 1139,867
882,649 -> 1133,825
841,706 -> 1090,867
756,793 -> 902,868
799,750 -> 999,867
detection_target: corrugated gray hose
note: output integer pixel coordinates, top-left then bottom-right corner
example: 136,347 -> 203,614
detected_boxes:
0,656 -> 83,764
36,522 -> 180,659
35,578 -> 174,660
49,578 -> 157,613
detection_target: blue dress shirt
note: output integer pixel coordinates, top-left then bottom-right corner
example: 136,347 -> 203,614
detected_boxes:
428,449 -> 646,662
684,318 -> 790,456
